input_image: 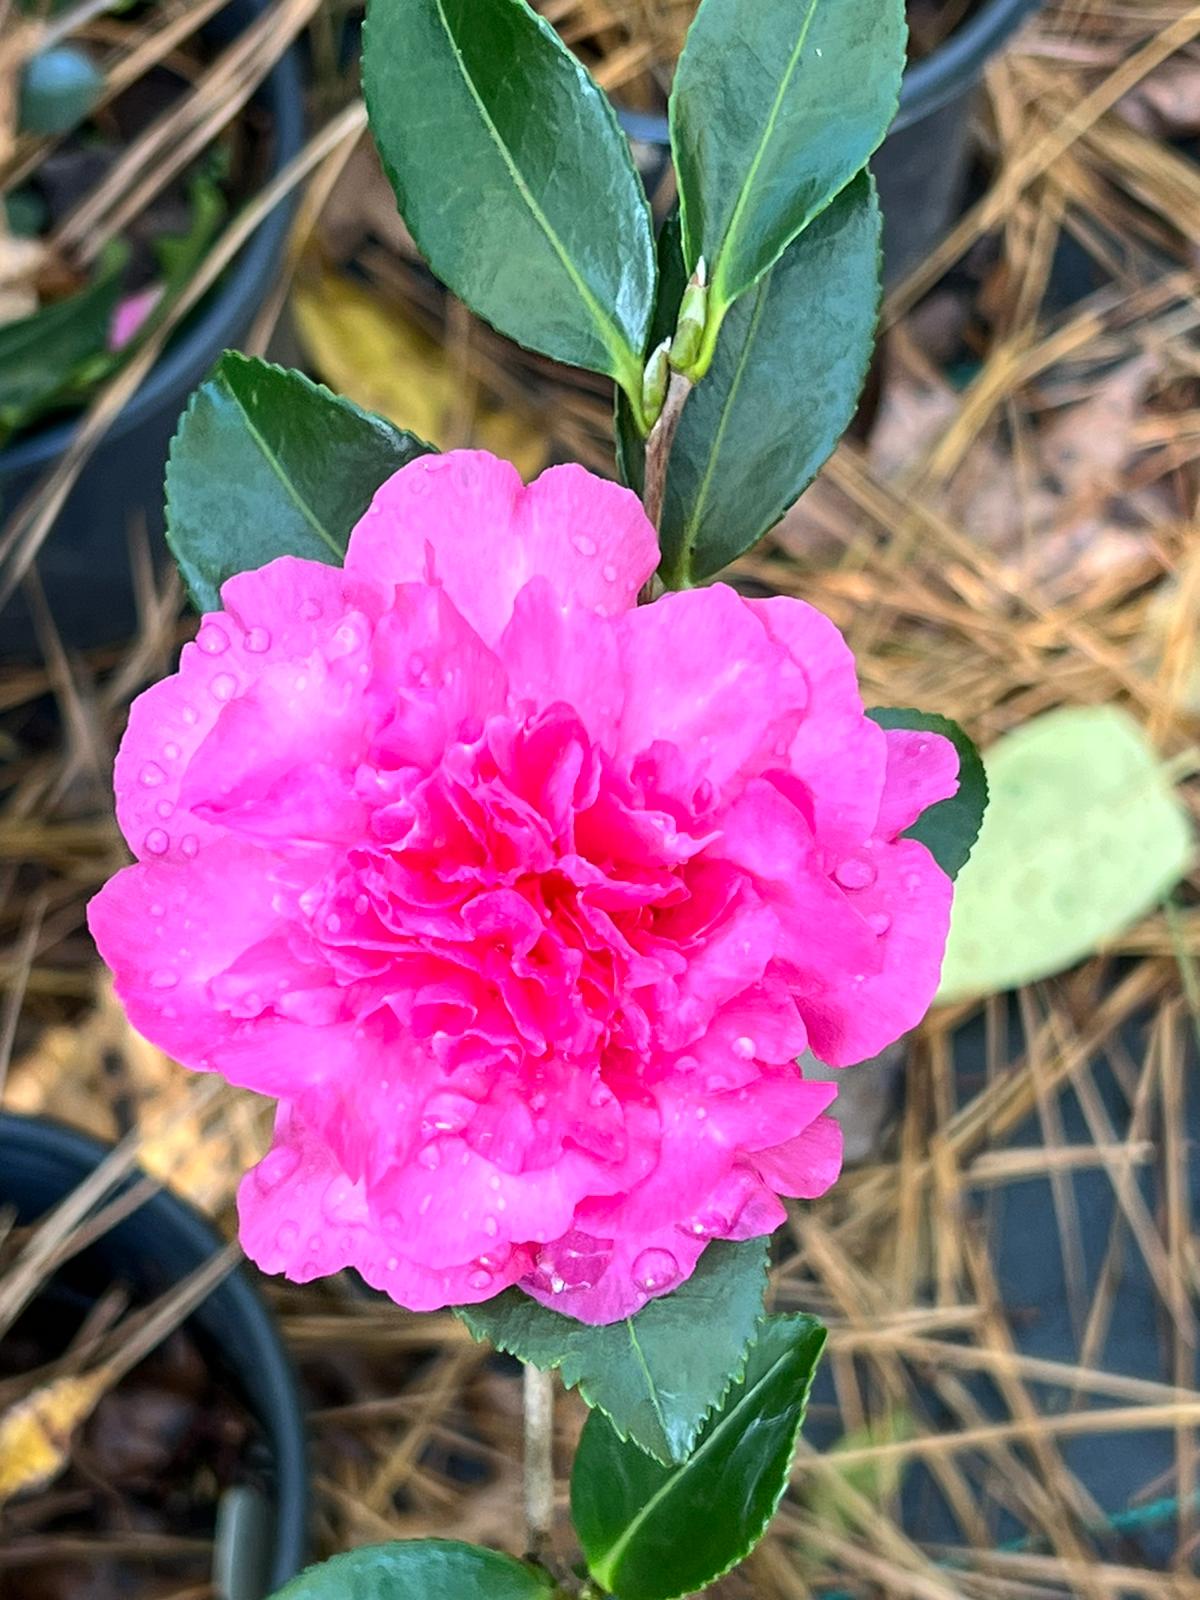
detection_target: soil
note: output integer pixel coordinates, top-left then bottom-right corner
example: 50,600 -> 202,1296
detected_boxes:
0,1288 -> 268,1600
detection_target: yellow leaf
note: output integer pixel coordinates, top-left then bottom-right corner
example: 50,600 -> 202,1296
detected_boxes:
0,1369 -> 112,1504
291,268 -> 548,481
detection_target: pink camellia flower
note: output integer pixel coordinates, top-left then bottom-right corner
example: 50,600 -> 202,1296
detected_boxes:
89,451 -> 958,1324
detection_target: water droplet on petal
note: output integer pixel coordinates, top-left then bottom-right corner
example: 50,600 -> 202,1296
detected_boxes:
244,625 -> 271,653
469,1268 -> 493,1290
867,911 -> 892,937
732,1035 -> 756,1060
483,1215 -> 499,1238
150,968 -> 178,990
572,533 -> 597,557
632,1248 -> 679,1294
904,871 -> 922,891
163,742 -> 181,761
387,1255 -> 399,1271
144,828 -> 169,855
155,800 -> 174,819
835,855 -> 877,891
197,623 -> 229,654
139,761 -> 166,787
181,705 -> 198,725
277,1219 -> 299,1248
325,912 -> 342,934
210,673 -> 237,702
299,598 -> 322,621
354,893 -> 369,916
150,903 -> 165,919
419,1193 -> 433,1214
602,562 -> 618,583
180,834 -> 199,858
418,1144 -> 441,1170
677,1209 -> 727,1240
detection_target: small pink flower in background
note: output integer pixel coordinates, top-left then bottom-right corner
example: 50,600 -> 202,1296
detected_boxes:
109,285 -> 163,351
89,451 -> 958,1324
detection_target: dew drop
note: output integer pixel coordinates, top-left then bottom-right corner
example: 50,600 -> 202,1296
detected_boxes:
163,741 -> 181,761
196,623 -> 229,655
277,1219 -> 299,1248
325,912 -> 342,934
601,562 -> 618,583
180,834 -> 199,859
299,598 -> 322,620
867,911 -> 892,937
387,1255 -> 399,1271
354,893 -> 369,916
139,761 -> 166,787
244,625 -> 271,653
210,673 -> 237,702
469,1268 -> 493,1290
834,855 -> 877,891
417,1144 -> 441,1170
150,903 -> 165,919
571,533 -> 597,557
632,1248 -> 679,1294
483,1215 -> 499,1238
150,968 -> 178,990
732,1035 -> 756,1060
904,871 -> 922,891
181,705 -> 199,725
155,800 -> 174,819
419,1193 -> 433,1215
678,1209 -> 727,1240
144,828 -> 169,855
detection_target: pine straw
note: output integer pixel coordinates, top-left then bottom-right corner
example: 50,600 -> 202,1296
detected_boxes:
3,0 -> 1200,1595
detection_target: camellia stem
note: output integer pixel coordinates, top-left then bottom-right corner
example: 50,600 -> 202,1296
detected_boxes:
638,368 -> 694,602
523,1362 -> 555,1562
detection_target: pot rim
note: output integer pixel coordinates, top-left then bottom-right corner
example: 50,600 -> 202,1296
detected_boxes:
0,0 -> 305,478
616,0 -> 1043,146
0,1109 -> 308,1591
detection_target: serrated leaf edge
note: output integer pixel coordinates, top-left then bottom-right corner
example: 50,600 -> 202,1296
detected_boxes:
456,1238 -> 769,1466
585,1313 -> 826,1600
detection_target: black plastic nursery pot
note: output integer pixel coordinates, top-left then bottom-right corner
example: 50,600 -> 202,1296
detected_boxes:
0,0 -> 306,662
0,1111 -> 309,1597
619,0 -> 1044,288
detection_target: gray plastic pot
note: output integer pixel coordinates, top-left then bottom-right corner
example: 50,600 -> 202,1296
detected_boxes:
0,0 -> 305,660
0,1111 -> 308,1597
619,0 -> 1043,286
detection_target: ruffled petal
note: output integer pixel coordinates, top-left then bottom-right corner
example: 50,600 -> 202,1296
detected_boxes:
874,726 -> 960,841
345,452 -> 657,646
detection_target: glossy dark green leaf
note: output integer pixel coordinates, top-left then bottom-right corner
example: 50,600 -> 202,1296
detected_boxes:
363,0 -> 655,414
572,1314 -> 826,1600
165,354 -> 432,612
619,175 -> 880,587
868,709 -> 988,880
267,1540 -> 554,1600
670,0 -> 904,373
0,240 -> 127,441
459,1239 -> 768,1466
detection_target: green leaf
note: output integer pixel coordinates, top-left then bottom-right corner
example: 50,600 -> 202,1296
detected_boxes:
266,1540 -> 555,1600
571,1314 -> 825,1600
458,1238 -> 768,1466
619,175 -> 880,585
670,0 -> 905,374
938,706 -> 1195,1002
363,0 -> 656,415
0,240 -> 127,441
868,708 -> 988,881
165,354 -> 432,612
